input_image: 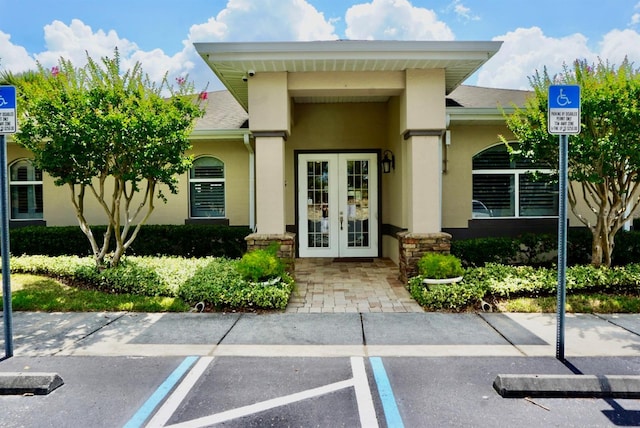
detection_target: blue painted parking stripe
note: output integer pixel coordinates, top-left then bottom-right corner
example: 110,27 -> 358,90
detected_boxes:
370,357 -> 404,428
123,356 -> 199,428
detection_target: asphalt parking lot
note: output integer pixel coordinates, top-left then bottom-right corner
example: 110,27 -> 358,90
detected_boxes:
1,312 -> 640,427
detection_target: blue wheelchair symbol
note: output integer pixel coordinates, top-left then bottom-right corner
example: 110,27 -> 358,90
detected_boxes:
556,89 -> 571,107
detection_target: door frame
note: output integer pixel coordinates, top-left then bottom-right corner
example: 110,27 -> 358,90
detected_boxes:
295,149 -> 383,258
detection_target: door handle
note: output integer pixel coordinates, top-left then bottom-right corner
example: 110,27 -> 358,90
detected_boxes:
339,211 -> 344,230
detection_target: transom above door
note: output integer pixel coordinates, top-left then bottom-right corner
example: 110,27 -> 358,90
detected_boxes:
298,153 -> 378,258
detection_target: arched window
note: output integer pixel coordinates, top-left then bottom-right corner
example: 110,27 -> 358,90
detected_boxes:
189,156 -> 225,218
9,159 -> 43,220
472,143 -> 558,218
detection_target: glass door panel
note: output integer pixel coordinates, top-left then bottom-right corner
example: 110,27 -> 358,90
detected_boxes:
298,153 -> 377,258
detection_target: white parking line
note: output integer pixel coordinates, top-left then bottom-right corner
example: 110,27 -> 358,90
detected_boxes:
165,378 -> 355,427
143,356 -> 380,428
145,357 -> 214,427
351,356 -> 380,428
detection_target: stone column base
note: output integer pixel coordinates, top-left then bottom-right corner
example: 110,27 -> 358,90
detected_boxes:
245,233 -> 296,272
397,232 -> 452,283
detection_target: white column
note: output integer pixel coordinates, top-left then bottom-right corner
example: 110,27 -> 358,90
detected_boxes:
254,134 -> 286,234
405,133 -> 442,233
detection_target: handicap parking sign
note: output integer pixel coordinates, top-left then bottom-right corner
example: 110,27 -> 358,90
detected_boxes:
0,86 -> 17,134
548,85 -> 580,135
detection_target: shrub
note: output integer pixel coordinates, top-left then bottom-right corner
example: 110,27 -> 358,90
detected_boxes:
236,244 -> 286,282
451,230 -> 596,267
8,254 -> 295,311
407,275 -> 484,311
9,224 -> 250,258
416,253 -> 464,279
451,237 -> 519,267
9,255 -> 207,297
407,262 -> 640,311
178,258 -> 293,310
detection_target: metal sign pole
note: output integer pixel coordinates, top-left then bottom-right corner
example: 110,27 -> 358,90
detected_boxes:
548,84 -> 579,361
0,134 -> 12,358
556,133 -> 568,361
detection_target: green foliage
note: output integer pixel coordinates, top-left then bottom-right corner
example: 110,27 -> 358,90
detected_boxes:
408,262 -> 640,311
416,252 -> 464,279
236,244 -> 285,282
10,49 -> 206,267
451,237 -> 519,267
178,258 -> 293,310
407,275 -> 484,311
499,295 -> 640,314
4,275 -> 189,312
10,255 -> 207,297
503,58 -> 640,267
9,225 -> 249,258
452,229 -> 640,268
7,254 -> 294,311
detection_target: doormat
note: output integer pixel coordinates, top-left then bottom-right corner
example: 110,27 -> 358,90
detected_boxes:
332,258 -> 374,262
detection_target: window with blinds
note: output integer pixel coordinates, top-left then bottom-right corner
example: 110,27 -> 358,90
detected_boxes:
9,160 -> 43,220
472,144 -> 558,218
190,157 -> 225,218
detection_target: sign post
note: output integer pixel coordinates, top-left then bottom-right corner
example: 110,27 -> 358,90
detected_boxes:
548,85 -> 580,361
0,85 -> 17,359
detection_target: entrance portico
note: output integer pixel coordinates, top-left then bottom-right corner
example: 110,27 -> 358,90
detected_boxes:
195,40 -> 502,276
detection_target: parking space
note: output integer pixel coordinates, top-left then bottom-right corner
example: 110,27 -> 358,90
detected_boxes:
2,353 -> 640,427
3,312 -> 640,426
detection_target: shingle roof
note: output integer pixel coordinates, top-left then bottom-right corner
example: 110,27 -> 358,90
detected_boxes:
446,85 -> 532,108
193,90 -> 248,131
193,85 -> 532,131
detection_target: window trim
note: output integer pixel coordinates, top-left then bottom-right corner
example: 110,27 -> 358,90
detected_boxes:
188,156 -> 226,219
472,143 -> 558,219
9,159 -> 43,221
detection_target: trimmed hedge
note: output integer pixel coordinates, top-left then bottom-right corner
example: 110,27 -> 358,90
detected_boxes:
9,224 -> 251,258
178,258 -> 294,310
8,254 -> 294,311
408,262 -> 640,311
450,228 -> 639,267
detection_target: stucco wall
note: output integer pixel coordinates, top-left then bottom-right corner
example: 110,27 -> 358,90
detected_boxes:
442,124 -> 509,229
442,124 -> 586,230
7,138 -> 250,227
285,101 -> 390,226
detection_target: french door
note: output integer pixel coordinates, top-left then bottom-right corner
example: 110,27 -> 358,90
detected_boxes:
298,153 -> 378,258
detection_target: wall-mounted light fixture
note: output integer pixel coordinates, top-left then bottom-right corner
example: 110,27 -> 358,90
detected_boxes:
381,150 -> 395,174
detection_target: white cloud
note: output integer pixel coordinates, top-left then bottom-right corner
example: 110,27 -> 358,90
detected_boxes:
185,0 -> 338,90
0,31 -> 36,73
599,29 -> 640,65
451,1 -> 480,22
187,0 -> 337,42
477,27 -> 596,90
345,0 -> 454,40
34,19 -> 139,68
1,0 -> 340,94
476,26 -> 640,90
0,18 -> 203,94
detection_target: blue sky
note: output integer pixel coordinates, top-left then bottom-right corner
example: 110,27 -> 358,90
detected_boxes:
2,0 -> 640,92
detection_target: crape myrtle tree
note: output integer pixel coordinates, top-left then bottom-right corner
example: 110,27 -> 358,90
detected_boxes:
7,50 -> 206,267
503,58 -> 640,267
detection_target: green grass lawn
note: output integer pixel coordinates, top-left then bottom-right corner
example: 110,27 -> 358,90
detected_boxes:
4,273 -> 640,313
495,294 -> 640,313
1,274 -> 190,312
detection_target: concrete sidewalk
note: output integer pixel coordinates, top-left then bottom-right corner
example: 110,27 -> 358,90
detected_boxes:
1,311 -> 640,358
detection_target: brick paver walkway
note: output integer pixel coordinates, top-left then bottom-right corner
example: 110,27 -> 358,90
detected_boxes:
286,258 -> 424,313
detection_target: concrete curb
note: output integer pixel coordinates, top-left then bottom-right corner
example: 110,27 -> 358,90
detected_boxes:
0,373 -> 64,395
494,374 -> 640,398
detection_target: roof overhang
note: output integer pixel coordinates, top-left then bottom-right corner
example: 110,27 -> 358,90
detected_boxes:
447,107 -> 514,125
194,40 -> 502,110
